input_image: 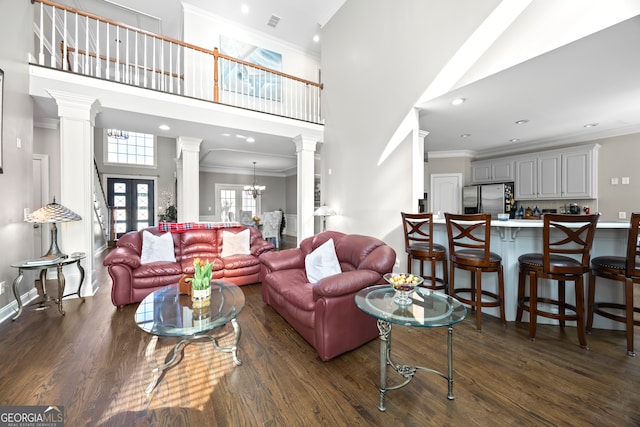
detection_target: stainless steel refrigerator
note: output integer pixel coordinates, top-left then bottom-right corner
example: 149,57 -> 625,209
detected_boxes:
462,183 -> 514,217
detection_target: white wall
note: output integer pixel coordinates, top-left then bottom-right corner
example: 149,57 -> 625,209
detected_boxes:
0,0 -> 36,316
320,0 -> 497,270
182,4 -> 320,82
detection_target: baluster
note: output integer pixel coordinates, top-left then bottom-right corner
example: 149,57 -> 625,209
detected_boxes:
134,31 -> 139,86
152,37 -> 156,90
84,15 -> 89,74
105,23 -> 110,80
38,2 -> 45,64
125,29 -> 130,84
143,34 -> 148,88
95,19 -> 101,78
115,26 -> 120,82
73,11 -> 78,72
169,42 -> 173,93
176,44 -> 181,95
51,6 -> 56,68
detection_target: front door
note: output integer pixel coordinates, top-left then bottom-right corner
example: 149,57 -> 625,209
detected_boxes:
107,178 -> 155,239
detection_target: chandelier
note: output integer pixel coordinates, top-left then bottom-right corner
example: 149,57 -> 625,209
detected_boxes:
107,128 -> 129,139
244,161 -> 266,199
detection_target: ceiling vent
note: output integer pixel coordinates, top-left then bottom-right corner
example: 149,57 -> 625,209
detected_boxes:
267,14 -> 281,28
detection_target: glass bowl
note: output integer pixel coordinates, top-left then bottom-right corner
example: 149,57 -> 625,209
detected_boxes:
383,273 -> 424,305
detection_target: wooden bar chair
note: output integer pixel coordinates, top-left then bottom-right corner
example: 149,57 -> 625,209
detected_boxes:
516,214 -> 599,349
401,212 -> 447,291
445,213 -> 505,330
587,212 -> 640,356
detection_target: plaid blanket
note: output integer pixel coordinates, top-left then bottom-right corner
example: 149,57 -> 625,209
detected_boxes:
159,221 -> 242,233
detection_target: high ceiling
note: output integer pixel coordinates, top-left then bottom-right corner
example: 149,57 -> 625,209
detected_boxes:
38,1 -> 640,174
418,13 -> 640,158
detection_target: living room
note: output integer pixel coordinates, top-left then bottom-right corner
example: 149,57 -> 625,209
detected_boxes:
1,1 -> 640,425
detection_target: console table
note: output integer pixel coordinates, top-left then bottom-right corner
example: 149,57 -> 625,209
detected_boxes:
10,253 -> 86,320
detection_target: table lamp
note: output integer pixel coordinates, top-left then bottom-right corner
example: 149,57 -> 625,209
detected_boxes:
313,205 -> 336,232
25,197 -> 82,260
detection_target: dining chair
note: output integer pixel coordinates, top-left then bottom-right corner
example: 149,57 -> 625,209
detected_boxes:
262,211 -> 283,249
587,212 -> 640,356
445,213 -> 505,330
401,212 -> 447,291
516,213 -> 600,348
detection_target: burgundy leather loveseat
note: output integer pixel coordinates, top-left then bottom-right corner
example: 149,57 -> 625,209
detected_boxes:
104,225 -> 274,306
259,231 -> 396,361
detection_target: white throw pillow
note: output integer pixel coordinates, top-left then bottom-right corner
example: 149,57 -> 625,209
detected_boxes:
140,231 -> 176,264
221,229 -> 251,257
305,238 -> 342,283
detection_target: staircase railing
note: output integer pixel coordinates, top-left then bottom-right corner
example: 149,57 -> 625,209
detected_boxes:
32,0 -> 323,124
93,159 -> 110,248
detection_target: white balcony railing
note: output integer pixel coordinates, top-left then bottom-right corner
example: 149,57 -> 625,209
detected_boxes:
31,0 -> 323,124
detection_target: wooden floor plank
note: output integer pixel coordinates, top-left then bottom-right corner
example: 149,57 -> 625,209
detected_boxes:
0,248 -> 638,426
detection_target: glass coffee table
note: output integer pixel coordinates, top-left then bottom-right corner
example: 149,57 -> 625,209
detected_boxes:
135,282 -> 244,393
355,285 -> 467,411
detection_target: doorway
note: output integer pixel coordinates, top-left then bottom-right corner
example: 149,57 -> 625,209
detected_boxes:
430,173 -> 462,215
107,177 -> 155,239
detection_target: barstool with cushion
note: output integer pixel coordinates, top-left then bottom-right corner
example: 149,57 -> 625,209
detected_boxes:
401,212 -> 447,291
445,213 -> 505,330
587,212 -> 640,356
516,214 -> 599,349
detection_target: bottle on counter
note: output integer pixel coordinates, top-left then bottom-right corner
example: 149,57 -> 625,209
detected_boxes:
525,206 -> 533,219
532,205 -> 541,219
516,204 -> 524,219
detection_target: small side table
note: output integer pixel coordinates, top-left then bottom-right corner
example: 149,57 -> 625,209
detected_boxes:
10,253 -> 86,320
355,285 -> 467,411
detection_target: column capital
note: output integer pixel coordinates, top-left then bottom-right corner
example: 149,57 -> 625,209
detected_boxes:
46,89 -> 101,124
293,134 -> 318,152
177,136 -> 203,156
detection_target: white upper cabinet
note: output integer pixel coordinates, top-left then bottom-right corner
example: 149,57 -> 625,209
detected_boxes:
514,144 -> 599,200
471,158 -> 514,183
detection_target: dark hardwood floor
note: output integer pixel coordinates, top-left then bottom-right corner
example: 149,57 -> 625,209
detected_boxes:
0,242 -> 638,426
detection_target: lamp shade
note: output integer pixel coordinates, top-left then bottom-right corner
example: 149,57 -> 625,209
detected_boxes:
25,198 -> 82,223
314,205 -> 336,217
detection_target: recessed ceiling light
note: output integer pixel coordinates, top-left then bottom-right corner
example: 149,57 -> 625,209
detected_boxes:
222,133 -> 231,137
313,34 -> 320,43
235,134 -> 246,139
158,124 -> 170,131
515,119 -> 529,125
246,137 -> 255,143
510,138 -> 520,142
584,123 -> 599,128
460,133 -> 471,138
451,98 -> 466,106
240,4 -> 249,14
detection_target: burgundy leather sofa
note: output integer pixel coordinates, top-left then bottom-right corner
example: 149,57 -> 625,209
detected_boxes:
259,231 -> 396,361
104,225 -> 274,306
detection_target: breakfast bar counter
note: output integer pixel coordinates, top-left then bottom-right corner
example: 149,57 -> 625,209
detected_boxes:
431,218 -> 629,330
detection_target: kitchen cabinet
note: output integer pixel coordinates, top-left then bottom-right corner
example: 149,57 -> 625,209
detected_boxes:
471,158 -> 514,183
514,145 -> 598,200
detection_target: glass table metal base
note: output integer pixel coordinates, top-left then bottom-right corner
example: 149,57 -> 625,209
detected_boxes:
144,318 -> 242,394
377,319 -> 456,411
355,285 -> 467,412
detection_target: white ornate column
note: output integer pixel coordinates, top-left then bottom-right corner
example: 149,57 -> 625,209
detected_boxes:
177,136 -> 202,222
48,89 -> 101,296
413,128 -> 429,205
294,134 -> 318,243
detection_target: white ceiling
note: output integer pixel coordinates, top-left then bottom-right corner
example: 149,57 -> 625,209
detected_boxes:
419,13 -> 640,158
37,1 -> 640,173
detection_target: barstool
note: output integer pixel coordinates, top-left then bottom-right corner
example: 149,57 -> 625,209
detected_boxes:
445,213 -> 505,330
516,214 -> 599,348
401,212 -> 447,291
587,212 -> 640,356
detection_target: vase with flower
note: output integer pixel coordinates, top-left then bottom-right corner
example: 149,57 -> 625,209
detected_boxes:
186,258 -> 213,308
